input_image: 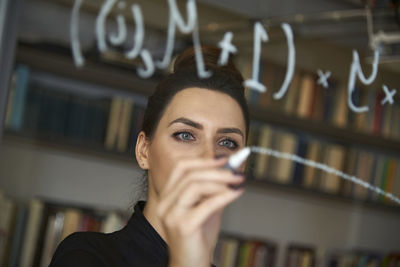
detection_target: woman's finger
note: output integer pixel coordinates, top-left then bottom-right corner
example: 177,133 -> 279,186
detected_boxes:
158,170 -> 244,216
184,188 -> 244,233
174,178 -> 242,209
163,157 -> 228,193
160,168 -> 243,201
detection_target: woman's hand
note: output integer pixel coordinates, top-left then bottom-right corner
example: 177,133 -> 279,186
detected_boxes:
156,157 -> 245,267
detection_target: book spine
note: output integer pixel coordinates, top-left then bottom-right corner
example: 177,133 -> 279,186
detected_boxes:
9,65 -> 30,132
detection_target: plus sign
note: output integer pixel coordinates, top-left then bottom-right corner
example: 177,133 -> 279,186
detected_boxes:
218,31 -> 237,66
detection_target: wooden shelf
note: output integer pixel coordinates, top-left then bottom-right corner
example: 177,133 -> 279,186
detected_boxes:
9,42 -> 400,215
2,131 -> 138,165
16,43 -> 400,157
15,43 -> 160,97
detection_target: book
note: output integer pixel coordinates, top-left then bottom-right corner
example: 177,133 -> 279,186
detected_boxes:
284,70 -> 302,115
371,155 -> 386,201
4,72 -> 17,128
7,204 -> 28,267
19,199 -> 44,267
353,151 -> 374,200
321,81 -> 338,123
268,64 -> 288,111
105,97 -> 123,150
253,244 -> 269,267
297,74 -> 315,119
60,208 -> 82,241
39,212 -> 64,267
319,144 -> 345,194
274,131 -> 298,184
391,104 -> 400,140
292,137 -> 308,186
310,81 -> 323,121
381,104 -> 393,139
379,158 -> 391,203
253,125 -> 273,179
300,250 -> 313,267
258,61 -> 275,108
236,241 -> 253,267
383,159 -> 396,204
116,99 -> 134,152
342,149 -> 358,197
364,90 -> 378,134
246,241 -> 263,267
372,91 -> 384,136
8,65 -> 30,132
65,95 -> 90,139
347,85 -> 362,128
332,85 -> 348,128
100,212 -> 125,234
0,193 -> 16,267
22,86 -> 43,134
223,238 -> 240,267
302,140 -> 322,189
286,246 -> 315,267
287,249 -> 300,267
393,159 -> 400,199
354,88 -> 369,132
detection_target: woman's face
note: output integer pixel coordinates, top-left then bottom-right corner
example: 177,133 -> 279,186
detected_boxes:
138,87 -> 247,196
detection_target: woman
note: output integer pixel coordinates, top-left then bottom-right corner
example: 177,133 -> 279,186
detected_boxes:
49,46 -> 250,267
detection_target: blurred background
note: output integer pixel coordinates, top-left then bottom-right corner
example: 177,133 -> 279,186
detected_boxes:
0,0 -> 400,267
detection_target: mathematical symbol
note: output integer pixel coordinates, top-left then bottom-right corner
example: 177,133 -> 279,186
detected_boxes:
381,85 -> 397,105
118,1 -> 126,9
317,69 -> 331,88
218,31 -> 237,66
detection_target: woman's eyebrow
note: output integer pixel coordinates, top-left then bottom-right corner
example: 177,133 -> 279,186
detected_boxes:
168,117 -> 203,129
168,117 -> 244,138
217,128 -> 244,138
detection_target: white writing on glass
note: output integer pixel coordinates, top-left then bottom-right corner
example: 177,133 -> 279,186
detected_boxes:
70,0 -> 396,112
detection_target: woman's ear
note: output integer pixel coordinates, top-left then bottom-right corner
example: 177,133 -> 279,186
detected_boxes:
135,131 -> 150,170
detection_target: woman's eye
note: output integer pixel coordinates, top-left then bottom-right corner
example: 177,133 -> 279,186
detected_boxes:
219,139 -> 238,150
173,132 -> 195,141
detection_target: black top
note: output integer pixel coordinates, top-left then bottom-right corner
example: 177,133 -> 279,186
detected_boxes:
49,201 -> 216,267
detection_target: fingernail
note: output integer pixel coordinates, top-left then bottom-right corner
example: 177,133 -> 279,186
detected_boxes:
233,170 -> 244,176
229,182 -> 246,190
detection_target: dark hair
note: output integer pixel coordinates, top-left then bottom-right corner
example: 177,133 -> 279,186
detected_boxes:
141,46 -> 250,140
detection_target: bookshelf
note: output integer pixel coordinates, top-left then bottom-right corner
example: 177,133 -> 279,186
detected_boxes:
4,43 -> 157,164
249,106 -> 400,157
4,41 -> 400,212
1,1 -> 400,265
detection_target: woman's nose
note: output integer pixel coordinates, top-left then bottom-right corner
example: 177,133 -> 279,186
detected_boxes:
200,143 -> 217,159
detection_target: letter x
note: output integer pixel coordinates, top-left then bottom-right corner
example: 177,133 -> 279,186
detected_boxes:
317,69 -> 331,89
381,85 -> 397,105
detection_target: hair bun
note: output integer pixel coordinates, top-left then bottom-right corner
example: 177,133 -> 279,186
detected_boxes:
173,46 -> 243,83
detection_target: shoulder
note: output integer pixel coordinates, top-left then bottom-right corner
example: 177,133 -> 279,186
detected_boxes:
49,232 -> 108,267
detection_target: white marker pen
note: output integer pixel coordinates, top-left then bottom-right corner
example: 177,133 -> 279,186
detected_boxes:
222,147 -> 251,189
223,147 -> 251,171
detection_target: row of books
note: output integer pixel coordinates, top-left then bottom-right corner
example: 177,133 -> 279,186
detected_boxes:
325,250 -> 400,267
0,193 -> 128,267
213,234 -> 277,267
213,235 -> 399,267
4,64 -> 146,155
2,192 -> 399,267
286,245 -> 315,267
237,58 -> 400,141
247,122 -> 400,203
